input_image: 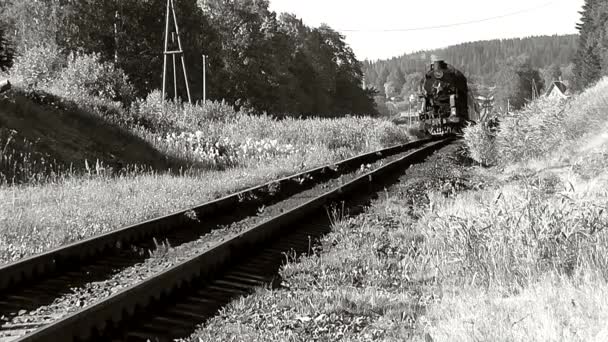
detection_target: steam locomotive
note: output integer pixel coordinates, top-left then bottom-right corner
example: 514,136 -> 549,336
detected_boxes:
418,58 -> 471,134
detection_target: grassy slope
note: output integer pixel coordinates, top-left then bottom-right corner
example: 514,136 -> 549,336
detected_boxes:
0,89 -> 414,264
185,81 -> 608,341
0,89 -> 177,172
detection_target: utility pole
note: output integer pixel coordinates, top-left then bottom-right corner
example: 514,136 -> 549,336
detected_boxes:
409,100 -> 413,126
161,0 -> 192,104
202,54 -> 207,103
531,78 -> 538,101
172,32 -> 177,101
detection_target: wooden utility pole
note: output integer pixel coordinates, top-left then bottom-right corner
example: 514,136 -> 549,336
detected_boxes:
202,54 -> 207,103
161,0 -> 192,104
171,32 -> 177,101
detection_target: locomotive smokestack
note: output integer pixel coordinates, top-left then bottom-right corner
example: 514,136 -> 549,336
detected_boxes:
431,54 -> 446,70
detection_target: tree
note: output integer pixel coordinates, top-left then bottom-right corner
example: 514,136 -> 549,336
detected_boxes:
0,0 -> 68,51
68,0 -> 206,98
362,35 -> 578,94
1,0 -> 377,116
494,55 -> 544,112
373,95 -> 390,116
540,63 -> 562,90
573,0 -> 608,89
579,46 -> 602,87
560,62 -> 576,86
400,72 -> 423,98
386,68 -> 405,95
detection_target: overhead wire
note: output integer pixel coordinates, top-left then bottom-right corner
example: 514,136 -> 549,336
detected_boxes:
338,0 -> 559,32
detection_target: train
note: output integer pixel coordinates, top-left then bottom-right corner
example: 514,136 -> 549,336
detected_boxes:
417,57 -> 473,134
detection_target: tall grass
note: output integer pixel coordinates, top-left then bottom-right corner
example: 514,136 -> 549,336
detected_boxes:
0,128 -> 64,184
464,77 -> 608,165
421,180 -> 608,289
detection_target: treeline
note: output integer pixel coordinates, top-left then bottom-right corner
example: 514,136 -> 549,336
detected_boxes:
0,0 -> 376,116
574,0 -> 608,89
364,35 -> 578,99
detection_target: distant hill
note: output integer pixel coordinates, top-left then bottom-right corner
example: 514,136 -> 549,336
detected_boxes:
363,34 -> 578,96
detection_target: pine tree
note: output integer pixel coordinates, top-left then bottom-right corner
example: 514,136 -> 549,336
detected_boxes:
580,46 -> 602,86
573,0 -> 601,89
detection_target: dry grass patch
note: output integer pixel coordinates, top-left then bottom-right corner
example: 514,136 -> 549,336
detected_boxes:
422,273 -> 608,342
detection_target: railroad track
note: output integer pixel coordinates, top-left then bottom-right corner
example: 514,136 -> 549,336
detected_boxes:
0,135 -> 455,342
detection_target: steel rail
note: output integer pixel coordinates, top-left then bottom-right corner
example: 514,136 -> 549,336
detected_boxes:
0,136 -> 444,293
14,136 -> 455,342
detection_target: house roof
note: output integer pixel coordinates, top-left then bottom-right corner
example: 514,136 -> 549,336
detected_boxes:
546,81 -> 569,97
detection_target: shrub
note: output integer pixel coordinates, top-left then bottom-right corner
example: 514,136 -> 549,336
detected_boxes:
372,120 -> 411,147
561,78 -> 608,141
54,52 -> 134,104
495,97 -> 567,164
10,44 -> 64,89
129,90 -> 169,132
129,91 -> 239,134
188,100 -> 239,122
160,131 -> 241,169
463,120 -> 498,166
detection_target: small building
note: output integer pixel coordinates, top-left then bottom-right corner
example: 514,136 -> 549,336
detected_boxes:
545,80 -> 571,100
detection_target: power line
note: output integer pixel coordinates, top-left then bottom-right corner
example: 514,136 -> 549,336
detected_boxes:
338,1 -> 558,33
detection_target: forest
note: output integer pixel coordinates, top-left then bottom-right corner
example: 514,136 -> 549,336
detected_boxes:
573,0 -> 608,90
363,35 -> 578,101
0,0 -> 376,116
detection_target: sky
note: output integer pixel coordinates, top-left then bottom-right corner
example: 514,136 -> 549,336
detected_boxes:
268,0 -> 585,61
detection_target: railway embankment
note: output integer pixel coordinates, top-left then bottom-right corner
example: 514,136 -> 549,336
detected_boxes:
185,79 -> 608,341
0,86 -> 414,265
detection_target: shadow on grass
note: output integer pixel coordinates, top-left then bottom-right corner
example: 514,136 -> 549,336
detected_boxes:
0,88 -> 200,184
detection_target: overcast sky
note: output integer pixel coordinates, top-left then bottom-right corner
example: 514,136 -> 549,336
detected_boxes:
268,0 -> 585,61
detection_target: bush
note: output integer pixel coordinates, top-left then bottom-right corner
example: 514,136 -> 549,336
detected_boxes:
129,90 -> 168,132
464,97 -> 568,166
495,97 -> 566,164
372,120 -> 410,147
129,91 -> 239,134
463,120 -> 498,166
54,52 -> 134,104
10,44 -> 64,89
189,100 -> 240,122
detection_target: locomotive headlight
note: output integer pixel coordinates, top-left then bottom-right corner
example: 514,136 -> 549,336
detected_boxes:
451,107 -> 457,116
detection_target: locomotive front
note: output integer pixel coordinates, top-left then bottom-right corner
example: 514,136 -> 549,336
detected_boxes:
417,57 -> 469,134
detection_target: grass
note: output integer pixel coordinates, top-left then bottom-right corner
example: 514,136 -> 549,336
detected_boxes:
423,273 -> 608,342
7,53 -> 607,340
184,79 -> 608,341
0,88 -> 179,184
0,85 -> 414,264
186,147 -> 470,342
0,145 -> 404,264
464,78 -> 608,167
